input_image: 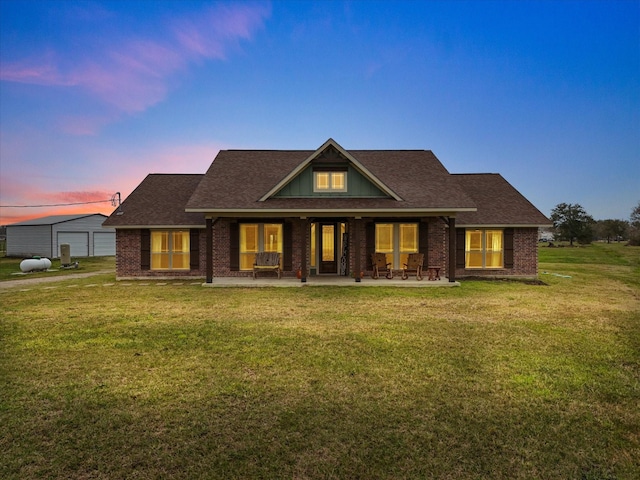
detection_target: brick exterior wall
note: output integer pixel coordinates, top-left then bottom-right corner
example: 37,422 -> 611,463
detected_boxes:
512,227 -> 539,276
115,229 -> 206,279
453,227 -> 539,278
115,230 -> 141,278
212,219 -> 232,276
290,219 -> 308,277
348,219 -> 366,276
428,218 -> 448,276
115,223 -> 539,280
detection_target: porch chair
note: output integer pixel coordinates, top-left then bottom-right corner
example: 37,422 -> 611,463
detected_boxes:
252,252 -> 281,279
401,253 -> 424,280
371,252 -> 393,279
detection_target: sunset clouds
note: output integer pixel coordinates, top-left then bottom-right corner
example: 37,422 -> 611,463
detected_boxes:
1,2 -> 271,116
0,139 -> 225,224
173,3 -> 270,60
1,1 -> 269,224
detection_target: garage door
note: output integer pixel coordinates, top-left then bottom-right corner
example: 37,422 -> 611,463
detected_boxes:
58,232 -> 89,257
94,232 -> 116,256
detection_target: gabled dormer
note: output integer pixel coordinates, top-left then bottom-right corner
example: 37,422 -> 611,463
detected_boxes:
259,139 -> 402,201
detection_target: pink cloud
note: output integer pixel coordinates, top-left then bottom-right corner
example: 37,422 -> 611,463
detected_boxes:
0,204 -> 116,225
0,176 -> 126,224
0,2 -> 271,118
45,190 -> 114,203
0,50 -> 72,86
0,139 -> 228,225
173,3 -> 271,60
72,61 -> 169,113
0,185 -> 115,225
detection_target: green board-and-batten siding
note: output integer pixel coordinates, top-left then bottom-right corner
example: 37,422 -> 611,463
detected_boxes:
273,164 -> 389,198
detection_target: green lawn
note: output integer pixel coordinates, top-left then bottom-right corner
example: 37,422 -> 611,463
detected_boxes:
0,256 -> 116,282
1,244 -> 638,479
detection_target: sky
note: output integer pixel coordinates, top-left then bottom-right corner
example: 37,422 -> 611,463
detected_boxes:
1,0 -> 638,225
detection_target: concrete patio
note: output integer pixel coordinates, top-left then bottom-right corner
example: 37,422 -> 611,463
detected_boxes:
202,275 -> 460,288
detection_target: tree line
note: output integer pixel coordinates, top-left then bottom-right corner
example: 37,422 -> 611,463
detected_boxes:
550,201 -> 640,246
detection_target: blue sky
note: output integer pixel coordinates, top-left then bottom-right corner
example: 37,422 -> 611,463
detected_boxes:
1,0 -> 638,224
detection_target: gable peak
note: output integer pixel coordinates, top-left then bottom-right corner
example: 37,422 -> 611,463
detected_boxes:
312,138 -> 347,158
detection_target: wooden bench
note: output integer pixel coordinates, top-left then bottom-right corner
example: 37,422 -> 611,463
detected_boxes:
252,252 -> 281,279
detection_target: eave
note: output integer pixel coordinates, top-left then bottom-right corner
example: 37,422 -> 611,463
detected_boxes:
106,224 -> 207,229
186,207 -> 477,218
458,223 -> 554,228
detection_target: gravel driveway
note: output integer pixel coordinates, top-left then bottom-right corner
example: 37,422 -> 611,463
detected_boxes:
0,270 -> 112,289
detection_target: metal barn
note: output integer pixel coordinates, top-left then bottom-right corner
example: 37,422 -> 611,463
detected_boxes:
6,214 -> 115,258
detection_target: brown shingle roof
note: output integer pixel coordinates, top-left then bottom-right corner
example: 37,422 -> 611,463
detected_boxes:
453,174 -> 551,226
103,174 -> 205,227
102,144 -> 549,229
185,149 -> 476,213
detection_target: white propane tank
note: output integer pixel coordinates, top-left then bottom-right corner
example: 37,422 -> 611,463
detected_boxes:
20,257 -> 52,273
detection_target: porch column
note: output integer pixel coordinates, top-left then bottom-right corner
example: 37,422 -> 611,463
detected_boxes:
354,218 -> 361,282
206,217 -> 213,283
448,216 -> 456,283
300,219 -> 308,283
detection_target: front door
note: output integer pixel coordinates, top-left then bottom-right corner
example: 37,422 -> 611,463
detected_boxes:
319,223 -> 338,274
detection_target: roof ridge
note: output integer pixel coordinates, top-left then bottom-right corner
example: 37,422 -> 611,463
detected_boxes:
222,149 -> 434,153
452,172 -> 501,176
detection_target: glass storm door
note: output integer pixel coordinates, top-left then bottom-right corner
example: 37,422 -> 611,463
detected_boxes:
319,223 -> 338,274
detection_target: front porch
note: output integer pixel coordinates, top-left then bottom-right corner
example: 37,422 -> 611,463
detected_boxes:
206,216 -> 459,284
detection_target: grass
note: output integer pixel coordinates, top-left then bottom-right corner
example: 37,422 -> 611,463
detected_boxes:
539,241 -> 640,289
1,244 -> 638,479
0,256 -> 115,282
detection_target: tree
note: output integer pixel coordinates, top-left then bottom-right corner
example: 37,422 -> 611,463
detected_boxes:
550,203 -> 595,246
631,201 -> 640,228
596,219 -> 629,243
629,201 -> 640,246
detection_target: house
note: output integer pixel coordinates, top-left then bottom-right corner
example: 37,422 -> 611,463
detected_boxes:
6,213 -> 115,258
103,139 -> 551,282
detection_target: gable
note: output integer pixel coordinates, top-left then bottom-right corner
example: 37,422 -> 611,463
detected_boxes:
272,161 -> 389,198
260,138 -> 401,201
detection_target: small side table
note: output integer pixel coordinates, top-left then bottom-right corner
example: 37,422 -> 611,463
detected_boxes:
427,266 -> 441,281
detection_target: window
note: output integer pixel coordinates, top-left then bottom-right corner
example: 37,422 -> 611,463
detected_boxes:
151,230 -> 190,270
314,171 -> 347,192
375,223 -> 418,269
465,229 -> 503,268
239,223 -> 283,270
